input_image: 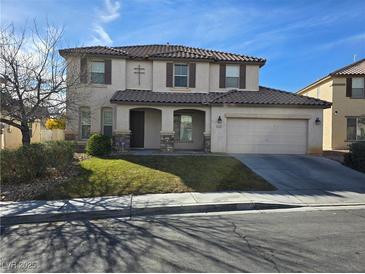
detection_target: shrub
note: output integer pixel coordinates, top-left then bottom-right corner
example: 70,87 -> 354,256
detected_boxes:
85,134 -> 112,156
344,142 -> 365,173
0,149 -> 18,183
44,141 -> 75,170
17,143 -> 48,180
0,141 -> 75,184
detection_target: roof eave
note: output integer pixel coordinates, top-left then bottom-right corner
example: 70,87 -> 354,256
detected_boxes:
296,75 -> 332,95
109,100 -> 209,106
211,102 -> 331,109
330,73 -> 365,77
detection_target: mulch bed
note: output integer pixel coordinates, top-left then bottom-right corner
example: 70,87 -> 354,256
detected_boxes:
0,158 -> 85,202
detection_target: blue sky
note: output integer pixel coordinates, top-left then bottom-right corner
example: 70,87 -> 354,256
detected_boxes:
2,0 -> 365,92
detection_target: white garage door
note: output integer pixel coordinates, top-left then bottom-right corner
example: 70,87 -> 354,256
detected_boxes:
226,118 -> 308,154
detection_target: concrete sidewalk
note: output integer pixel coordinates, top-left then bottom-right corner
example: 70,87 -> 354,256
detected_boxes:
1,189 -> 365,225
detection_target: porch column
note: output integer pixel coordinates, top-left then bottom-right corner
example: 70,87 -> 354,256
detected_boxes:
203,110 -> 211,152
113,105 -> 131,152
160,108 -> 174,152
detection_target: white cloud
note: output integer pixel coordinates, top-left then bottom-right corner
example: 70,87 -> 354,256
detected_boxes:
91,24 -> 113,45
99,0 -> 121,23
91,0 -> 120,45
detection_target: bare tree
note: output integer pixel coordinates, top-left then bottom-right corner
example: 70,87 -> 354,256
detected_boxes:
0,21 -> 80,145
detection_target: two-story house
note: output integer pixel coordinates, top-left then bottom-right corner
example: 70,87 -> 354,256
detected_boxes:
297,59 -> 365,150
59,44 -> 330,154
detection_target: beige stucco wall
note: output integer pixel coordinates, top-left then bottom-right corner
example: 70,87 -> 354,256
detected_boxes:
210,106 -> 324,154
126,60 -> 152,90
209,64 -> 259,92
114,105 -> 208,150
1,124 -> 23,149
65,56 -> 126,137
299,77 -> 365,150
115,105 -> 210,134
152,61 -> 211,92
299,78 -> 333,150
331,77 -> 365,150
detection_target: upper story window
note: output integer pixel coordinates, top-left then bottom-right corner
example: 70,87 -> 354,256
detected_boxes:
225,65 -> 240,88
90,61 -> 105,84
174,64 -> 188,87
351,78 -> 365,99
347,117 -> 365,141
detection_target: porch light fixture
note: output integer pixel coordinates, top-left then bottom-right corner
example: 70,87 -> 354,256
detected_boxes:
217,116 -> 222,124
315,117 -> 321,125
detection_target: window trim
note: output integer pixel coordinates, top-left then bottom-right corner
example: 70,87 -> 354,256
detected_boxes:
225,64 -> 240,88
79,106 -> 91,140
173,63 -> 189,88
101,107 -> 113,137
346,116 -> 365,142
90,60 -> 106,84
174,114 -> 193,143
351,77 -> 365,99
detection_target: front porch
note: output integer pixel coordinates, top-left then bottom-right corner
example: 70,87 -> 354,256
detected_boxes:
113,105 -> 211,152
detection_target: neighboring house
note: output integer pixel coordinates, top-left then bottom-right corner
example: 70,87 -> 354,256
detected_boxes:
297,59 -> 365,150
59,44 -> 330,154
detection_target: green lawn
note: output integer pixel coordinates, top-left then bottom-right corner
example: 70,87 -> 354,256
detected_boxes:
39,155 -> 275,200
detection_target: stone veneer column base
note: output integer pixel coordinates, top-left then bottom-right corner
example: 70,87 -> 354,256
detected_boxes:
113,132 -> 131,152
160,132 -> 175,152
203,133 -> 211,153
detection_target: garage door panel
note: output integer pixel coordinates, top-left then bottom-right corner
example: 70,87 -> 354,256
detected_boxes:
226,118 -> 307,154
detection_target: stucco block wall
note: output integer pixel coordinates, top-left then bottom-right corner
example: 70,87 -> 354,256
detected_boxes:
332,77 -> 365,150
210,106 -> 324,154
0,120 -> 55,149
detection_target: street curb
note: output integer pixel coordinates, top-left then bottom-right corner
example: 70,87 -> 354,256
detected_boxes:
1,202 -> 299,226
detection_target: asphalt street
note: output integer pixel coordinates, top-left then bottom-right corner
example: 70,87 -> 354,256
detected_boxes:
1,207 -> 365,272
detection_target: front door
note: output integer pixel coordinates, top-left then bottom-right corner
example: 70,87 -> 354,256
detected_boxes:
130,110 -> 144,148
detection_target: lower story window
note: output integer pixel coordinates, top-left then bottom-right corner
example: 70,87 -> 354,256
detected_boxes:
174,114 -> 193,142
80,107 -> 91,139
102,108 -> 113,138
347,117 -> 365,141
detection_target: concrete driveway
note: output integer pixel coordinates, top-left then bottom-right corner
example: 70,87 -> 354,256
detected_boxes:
233,154 -> 365,193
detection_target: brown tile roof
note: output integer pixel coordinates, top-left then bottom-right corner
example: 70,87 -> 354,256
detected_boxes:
59,46 -> 128,56
330,58 -> 365,76
110,87 -> 331,108
59,44 -> 265,64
